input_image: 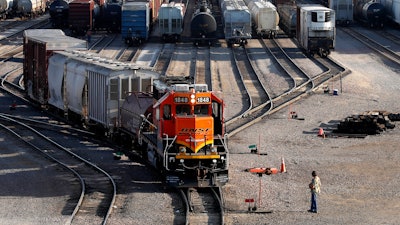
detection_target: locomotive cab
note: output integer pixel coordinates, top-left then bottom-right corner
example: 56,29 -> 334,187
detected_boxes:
150,82 -> 228,187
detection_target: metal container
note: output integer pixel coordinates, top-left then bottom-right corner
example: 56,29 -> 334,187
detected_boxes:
245,0 -> 279,38
47,50 -> 159,130
97,1 -> 122,32
0,0 -> 14,18
23,29 -> 87,104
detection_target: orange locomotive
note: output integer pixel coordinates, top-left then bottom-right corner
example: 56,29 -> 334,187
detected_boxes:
119,79 -> 229,187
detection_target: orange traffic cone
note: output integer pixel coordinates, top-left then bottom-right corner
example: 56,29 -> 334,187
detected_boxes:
280,157 -> 286,173
318,128 -> 325,138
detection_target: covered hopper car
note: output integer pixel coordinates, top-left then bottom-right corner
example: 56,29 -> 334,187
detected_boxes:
158,1 -> 186,42
220,0 -> 252,46
244,0 -> 280,38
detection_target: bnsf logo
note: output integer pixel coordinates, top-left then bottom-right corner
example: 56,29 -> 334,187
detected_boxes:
179,128 -> 210,134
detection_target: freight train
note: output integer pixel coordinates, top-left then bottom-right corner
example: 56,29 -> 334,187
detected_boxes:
244,0 -> 280,38
380,0 -> 400,26
13,0 -> 46,17
220,0 -> 252,46
277,3 -> 297,37
23,29 -> 229,188
296,4 -> 335,57
191,0 -> 217,45
118,79 -> 229,187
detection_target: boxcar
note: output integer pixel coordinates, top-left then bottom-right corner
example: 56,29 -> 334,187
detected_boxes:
158,1 -> 186,42
296,4 -> 335,57
122,1 -> 150,46
47,50 -> 159,133
68,0 -> 100,35
23,29 -> 87,104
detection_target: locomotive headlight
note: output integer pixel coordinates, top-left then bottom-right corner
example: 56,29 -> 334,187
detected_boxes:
190,94 -> 195,104
212,159 -> 217,164
180,159 -> 184,164
221,156 -> 225,161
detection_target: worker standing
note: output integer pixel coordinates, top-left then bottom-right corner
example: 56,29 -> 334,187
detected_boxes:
308,171 -> 321,213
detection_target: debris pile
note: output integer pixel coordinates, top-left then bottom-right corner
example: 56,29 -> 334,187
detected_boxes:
334,111 -> 400,135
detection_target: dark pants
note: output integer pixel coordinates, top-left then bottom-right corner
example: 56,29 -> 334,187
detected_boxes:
310,192 -> 317,212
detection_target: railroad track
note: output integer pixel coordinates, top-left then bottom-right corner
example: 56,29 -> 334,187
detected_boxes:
154,43 -> 175,76
226,38 -> 347,137
0,114 -> 117,225
194,46 -> 212,88
341,27 -> 400,64
179,187 -> 224,225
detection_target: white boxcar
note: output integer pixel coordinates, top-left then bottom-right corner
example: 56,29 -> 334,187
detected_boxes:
328,0 -> 353,25
380,0 -> 400,25
245,0 -> 279,38
47,50 -> 159,131
297,4 -> 335,57
158,2 -> 186,42
220,0 -> 252,46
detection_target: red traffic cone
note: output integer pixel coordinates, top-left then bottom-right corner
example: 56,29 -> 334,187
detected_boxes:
280,157 -> 286,173
318,128 -> 325,138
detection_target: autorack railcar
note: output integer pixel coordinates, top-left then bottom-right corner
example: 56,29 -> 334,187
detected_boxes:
220,0 -> 252,46
190,0 -> 217,45
296,4 -> 335,57
158,1 -> 186,42
244,0 -> 280,38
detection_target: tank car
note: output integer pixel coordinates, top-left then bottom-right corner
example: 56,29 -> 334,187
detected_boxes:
379,0 -> 400,26
49,0 -> 69,28
96,0 -> 121,32
191,0 -> 217,45
296,4 -> 335,57
327,0 -> 353,25
158,1 -> 186,42
68,0 -> 100,35
122,2 -> 150,46
14,0 -> 47,17
244,0 -> 279,38
277,3 -> 297,37
354,0 -> 385,28
0,0 -> 14,19
220,0 -> 252,46
119,80 -> 229,187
